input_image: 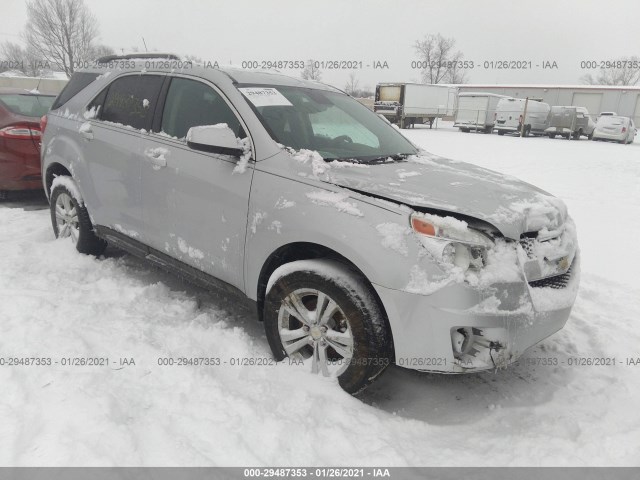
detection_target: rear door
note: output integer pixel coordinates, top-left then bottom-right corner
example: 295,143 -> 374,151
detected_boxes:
141,76 -> 253,290
82,73 -> 165,236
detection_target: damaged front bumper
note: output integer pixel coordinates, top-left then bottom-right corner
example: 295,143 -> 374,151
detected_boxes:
374,248 -> 580,373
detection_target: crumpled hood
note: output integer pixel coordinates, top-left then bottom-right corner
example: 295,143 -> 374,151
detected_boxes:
322,152 -> 568,239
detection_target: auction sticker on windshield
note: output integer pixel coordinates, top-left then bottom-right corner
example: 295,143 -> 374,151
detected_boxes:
239,87 -> 293,107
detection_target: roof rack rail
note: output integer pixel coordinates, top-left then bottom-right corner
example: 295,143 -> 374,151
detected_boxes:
96,53 -> 181,63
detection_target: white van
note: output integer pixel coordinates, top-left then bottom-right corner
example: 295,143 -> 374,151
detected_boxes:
495,97 -> 551,137
454,92 -> 506,133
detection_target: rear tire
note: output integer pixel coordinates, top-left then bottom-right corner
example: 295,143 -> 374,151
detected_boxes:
548,133 -> 556,139
497,130 -> 505,136
50,181 -> 107,256
264,260 -> 392,395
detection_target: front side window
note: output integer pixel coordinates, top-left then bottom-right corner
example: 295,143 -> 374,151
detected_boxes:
239,85 -> 418,162
160,77 -> 245,140
100,74 -> 164,130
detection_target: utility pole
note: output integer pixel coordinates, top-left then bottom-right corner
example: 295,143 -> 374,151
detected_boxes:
520,96 -> 530,137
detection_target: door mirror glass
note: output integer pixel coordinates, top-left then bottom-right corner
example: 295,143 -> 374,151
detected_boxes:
186,124 -> 245,156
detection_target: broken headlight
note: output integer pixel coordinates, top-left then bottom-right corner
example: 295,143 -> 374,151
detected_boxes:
410,213 -> 494,272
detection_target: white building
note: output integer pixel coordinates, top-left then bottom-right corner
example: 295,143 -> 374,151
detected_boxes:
457,84 -> 640,122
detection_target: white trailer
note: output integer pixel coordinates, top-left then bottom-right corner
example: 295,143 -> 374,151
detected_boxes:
373,83 -> 457,129
495,97 -> 551,136
454,92 -> 508,133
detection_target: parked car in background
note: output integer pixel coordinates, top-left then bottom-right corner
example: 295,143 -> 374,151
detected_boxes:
374,83 -> 457,129
454,92 -> 506,133
545,106 -> 595,140
0,87 -> 55,199
40,56 -> 580,394
592,115 -> 635,144
495,97 -> 551,137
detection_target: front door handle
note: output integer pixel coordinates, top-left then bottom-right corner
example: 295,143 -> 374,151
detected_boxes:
79,124 -> 93,140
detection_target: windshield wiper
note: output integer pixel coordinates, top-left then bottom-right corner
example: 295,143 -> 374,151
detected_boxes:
322,153 -> 412,165
323,158 -> 365,164
362,153 -> 411,164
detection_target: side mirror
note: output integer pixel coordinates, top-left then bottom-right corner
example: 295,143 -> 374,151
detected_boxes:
186,124 -> 245,157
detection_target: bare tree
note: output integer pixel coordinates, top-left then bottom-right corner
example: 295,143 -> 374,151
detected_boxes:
344,72 -> 360,96
1,42 -> 27,74
581,56 -> 640,86
90,44 -> 114,60
446,51 -> 468,84
0,41 -> 47,76
22,0 -> 104,77
301,60 -> 322,81
359,85 -> 374,98
414,33 -> 468,84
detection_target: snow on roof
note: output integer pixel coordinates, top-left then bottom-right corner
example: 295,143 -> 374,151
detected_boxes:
458,83 -> 640,91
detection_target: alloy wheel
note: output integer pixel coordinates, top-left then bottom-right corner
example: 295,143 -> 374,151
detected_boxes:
277,288 -> 354,377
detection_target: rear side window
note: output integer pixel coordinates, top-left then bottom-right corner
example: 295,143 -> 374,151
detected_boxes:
101,75 -> 164,130
160,77 -> 245,139
0,94 -> 55,117
51,72 -> 99,110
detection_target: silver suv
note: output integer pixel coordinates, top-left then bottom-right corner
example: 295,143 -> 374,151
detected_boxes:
41,54 -> 580,394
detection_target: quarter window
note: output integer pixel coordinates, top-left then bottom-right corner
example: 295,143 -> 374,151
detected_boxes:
101,75 -> 164,130
160,77 -> 245,140
51,72 -> 99,110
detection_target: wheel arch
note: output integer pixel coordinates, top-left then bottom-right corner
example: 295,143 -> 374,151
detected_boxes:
44,162 -> 72,200
254,241 -> 394,355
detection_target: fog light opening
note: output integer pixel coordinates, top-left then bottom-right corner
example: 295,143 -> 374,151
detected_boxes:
451,327 -> 510,369
452,327 -> 481,357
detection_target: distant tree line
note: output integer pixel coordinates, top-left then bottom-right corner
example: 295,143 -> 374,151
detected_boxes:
581,57 -> 640,86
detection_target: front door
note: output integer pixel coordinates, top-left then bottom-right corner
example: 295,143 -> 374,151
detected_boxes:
140,76 -> 253,291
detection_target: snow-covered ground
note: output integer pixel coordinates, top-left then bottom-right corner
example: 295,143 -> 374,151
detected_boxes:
1,125 -> 639,466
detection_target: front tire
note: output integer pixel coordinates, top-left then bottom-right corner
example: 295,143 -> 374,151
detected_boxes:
264,260 -> 392,395
50,182 -> 107,256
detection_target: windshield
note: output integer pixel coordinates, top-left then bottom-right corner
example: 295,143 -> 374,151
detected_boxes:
238,85 -> 418,162
0,94 -> 55,117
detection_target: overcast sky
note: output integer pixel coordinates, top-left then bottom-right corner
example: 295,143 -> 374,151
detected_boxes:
2,0 -> 639,89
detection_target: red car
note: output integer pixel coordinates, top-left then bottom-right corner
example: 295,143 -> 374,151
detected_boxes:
0,87 -> 56,199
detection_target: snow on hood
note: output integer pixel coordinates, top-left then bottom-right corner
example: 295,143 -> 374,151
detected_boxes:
318,151 -> 568,239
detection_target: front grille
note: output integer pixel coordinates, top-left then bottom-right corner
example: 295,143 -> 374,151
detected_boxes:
529,267 -> 572,289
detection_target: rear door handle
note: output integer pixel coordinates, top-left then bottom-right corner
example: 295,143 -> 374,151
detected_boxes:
144,148 -> 168,168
